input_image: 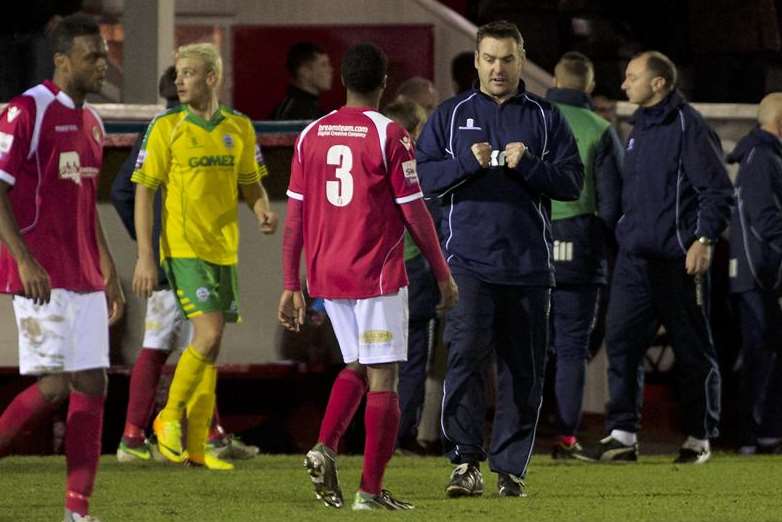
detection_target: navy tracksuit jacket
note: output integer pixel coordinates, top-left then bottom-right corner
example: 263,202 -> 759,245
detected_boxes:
606,91 -> 732,439
417,85 -> 583,476
728,127 -> 782,444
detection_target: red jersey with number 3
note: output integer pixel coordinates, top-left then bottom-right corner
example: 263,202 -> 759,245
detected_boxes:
287,106 -> 423,299
0,81 -> 105,294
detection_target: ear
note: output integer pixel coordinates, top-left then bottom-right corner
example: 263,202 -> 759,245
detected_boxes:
53,53 -> 68,71
474,50 -> 479,70
382,74 -> 388,89
586,79 -> 596,95
206,69 -> 217,89
650,76 -> 666,94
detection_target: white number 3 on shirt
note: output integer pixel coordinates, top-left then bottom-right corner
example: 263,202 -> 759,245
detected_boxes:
326,145 -> 354,207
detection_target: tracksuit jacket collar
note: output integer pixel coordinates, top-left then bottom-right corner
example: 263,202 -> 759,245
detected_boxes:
473,80 -> 530,105
629,90 -> 686,128
727,126 -> 782,164
545,87 -> 593,109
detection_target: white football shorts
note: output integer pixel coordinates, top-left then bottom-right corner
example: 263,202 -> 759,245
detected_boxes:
13,289 -> 109,375
142,289 -> 192,351
323,287 -> 409,365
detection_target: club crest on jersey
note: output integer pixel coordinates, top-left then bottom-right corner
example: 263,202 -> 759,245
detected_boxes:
223,134 -> 234,149
459,117 -> 482,131
402,159 -> 418,184
0,132 -> 13,154
400,135 -> 413,152
92,126 -> 102,144
6,106 -> 20,123
196,287 -> 210,302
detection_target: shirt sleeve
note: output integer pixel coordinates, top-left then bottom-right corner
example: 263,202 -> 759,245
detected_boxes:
286,134 -> 306,201
238,116 -> 264,185
386,123 -> 423,205
131,115 -> 171,190
0,97 -> 35,186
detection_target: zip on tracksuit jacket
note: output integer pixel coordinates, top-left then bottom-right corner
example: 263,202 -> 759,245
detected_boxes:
416,84 -> 584,286
546,87 -> 624,285
728,127 -> 782,293
616,91 -> 732,258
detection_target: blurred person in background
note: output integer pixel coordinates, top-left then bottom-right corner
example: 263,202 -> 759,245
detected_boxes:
271,41 -> 334,120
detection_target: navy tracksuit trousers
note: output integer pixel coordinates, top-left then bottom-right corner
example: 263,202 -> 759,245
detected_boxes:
397,254 -> 438,446
735,290 -> 782,445
441,271 -> 550,478
551,285 -> 601,436
605,249 -> 720,439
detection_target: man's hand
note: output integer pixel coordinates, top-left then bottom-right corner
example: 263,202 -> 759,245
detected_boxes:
132,255 -> 158,299
257,209 -> 279,235
504,142 -> 526,169
18,255 -> 51,305
278,289 -> 306,332
105,272 -> 126,326
436,275 -> 459,314
685,241 -> 712,275
471,142 -> 492,168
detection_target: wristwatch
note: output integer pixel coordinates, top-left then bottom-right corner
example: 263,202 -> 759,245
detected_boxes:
697,236 -> 714,246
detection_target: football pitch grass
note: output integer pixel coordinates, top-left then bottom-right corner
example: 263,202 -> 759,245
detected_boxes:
1,453 -> 781,521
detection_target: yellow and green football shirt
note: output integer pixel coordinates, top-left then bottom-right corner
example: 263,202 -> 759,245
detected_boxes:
132,104 -> 268,265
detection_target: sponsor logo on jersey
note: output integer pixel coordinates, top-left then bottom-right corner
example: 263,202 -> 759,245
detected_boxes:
187,155 -> 236,168
490,149 -> 507,167
0,132 -> 13,154
135,150 -> 147,169
58,151 -> 96,184
553,240 -> 574,262
6,106 -> 20,123
459,117 -> 482,131
196,287 -> 210,302
223,134 -> 234,149
402,159 -> 418,184
361,330 -> 393,344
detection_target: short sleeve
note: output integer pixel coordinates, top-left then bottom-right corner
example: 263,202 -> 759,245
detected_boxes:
238,117 -> 263,185
286,134 -> 305,201
0,97 -> 35,186
386,123 -> 423,205
131,115 -> 171,190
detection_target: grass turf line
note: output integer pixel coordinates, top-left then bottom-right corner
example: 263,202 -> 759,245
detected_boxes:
1,454 -> 781,521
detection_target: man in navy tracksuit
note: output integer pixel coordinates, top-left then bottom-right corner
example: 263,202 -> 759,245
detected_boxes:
588,51 -> 732,464
417,21 -> 583,497
728,93 -> 782,454
545,52 -> 623,459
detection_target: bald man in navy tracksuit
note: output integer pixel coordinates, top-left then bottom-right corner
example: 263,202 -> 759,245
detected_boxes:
417,21 -> 583,498
587,51 -> 732,464
728,93 -> 782,454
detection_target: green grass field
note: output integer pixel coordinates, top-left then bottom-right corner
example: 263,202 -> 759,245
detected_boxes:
1,453 -> 781,521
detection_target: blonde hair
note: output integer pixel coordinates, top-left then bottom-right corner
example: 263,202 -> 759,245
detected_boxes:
176,42 -> 223,85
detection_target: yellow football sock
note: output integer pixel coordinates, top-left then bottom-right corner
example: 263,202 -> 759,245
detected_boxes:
158,346 -> 209,422
185,362 -> 216,458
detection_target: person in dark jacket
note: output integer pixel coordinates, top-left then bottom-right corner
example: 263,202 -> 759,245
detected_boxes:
586,51 -> 733,464
271,42 -> 333,120
417,20 -> 583,497
728,92 -> 782,454
545,51 -> 623,459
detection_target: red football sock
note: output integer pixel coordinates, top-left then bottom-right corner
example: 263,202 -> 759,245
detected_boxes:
0,382 -> 57,457
560,435 -> 577,447
318,368 -> 367,452
360,391 -> 400,496
123,348 -> 168,441
65,392 -> 105,516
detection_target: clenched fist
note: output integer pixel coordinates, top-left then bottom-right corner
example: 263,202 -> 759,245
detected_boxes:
504,142 -> 526,169
471,142 -> 492,168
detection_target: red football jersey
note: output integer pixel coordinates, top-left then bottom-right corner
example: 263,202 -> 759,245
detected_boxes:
287,106 -> 423,299
0,81 -> 105,293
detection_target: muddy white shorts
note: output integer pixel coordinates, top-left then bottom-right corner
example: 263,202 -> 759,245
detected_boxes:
13,289 -> 109,375
142,289 -> 192,351
323,288 -> 408,365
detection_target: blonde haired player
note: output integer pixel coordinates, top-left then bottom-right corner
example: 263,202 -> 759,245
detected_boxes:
132,42 -> 277,470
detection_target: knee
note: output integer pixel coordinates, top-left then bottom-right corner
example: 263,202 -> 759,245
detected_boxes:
366,363 -> 398,392
37,374 -> 71,404
70,369 -> 108,397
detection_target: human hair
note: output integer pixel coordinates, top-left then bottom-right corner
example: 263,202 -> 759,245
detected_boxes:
451,51 -> 476,93
554,51 -> 594,92
286,42 -> 326,77
50,13 -> 101,55
476,20 -> 525,54
638,51 -> 677,91
341,43 -> 387,94
383,98 -> 427,135
158,65 -> 178,102
396,77 -> 434,100
176,42 -> 223,85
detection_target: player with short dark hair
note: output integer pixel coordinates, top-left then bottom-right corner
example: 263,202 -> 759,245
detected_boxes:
279,42 -> 457,511
0,13 -> 124,522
